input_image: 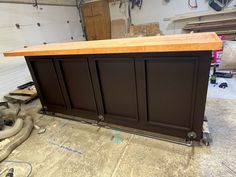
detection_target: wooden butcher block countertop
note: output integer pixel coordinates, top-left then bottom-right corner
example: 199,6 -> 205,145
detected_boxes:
4,32 -> 222,57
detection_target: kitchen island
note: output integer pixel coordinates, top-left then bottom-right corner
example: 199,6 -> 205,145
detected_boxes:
4,32 -> 222,141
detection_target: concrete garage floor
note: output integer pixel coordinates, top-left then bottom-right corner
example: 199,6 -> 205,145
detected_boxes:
0,79 -> 236,177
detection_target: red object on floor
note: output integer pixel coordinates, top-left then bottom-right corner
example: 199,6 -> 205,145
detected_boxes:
212,35 -> 224,64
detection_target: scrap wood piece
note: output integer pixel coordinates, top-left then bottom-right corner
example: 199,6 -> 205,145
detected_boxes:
4,94 -> 38,104
126,22 -> 161,37
164,8 -> 236,21
9,86 -> 37,96
183,18 -> 236,31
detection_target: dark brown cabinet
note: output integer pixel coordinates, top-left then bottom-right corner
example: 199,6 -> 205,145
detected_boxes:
82,0 -> 111,40
27,58 -> 66,110
89,58 -> 139,128
56,58 -> 97,117
146,58 -> 195,128
26,52 -> 211,140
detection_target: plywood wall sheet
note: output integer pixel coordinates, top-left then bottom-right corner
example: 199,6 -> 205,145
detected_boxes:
111,19 -> 126,39
127,23 -> 160,37
4,32 -> 222,57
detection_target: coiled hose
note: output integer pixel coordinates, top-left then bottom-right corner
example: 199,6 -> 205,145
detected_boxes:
0,118 -> 24,140
0,115 -> 33,161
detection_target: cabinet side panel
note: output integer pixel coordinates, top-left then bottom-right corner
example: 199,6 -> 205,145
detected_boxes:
193,55 -> 212,140
146,58 -> 195,130
26,57 -> 66,109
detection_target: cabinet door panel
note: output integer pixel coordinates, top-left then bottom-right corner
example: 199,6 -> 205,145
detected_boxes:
29,59 -> 66,109
146,58 -> 195,129
92,58 -> 139,126
59,59 -> 97,115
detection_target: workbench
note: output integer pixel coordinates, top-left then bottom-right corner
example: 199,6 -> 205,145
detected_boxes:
4,32 -> 222,141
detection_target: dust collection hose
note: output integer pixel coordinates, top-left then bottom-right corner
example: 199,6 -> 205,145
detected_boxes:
0,118 -> 24,140
0,115 -> 33,162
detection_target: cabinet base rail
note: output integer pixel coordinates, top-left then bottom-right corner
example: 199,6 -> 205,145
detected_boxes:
39,108 -> 206,147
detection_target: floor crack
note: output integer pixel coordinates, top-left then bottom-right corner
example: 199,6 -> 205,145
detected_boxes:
110,134 -> 134,177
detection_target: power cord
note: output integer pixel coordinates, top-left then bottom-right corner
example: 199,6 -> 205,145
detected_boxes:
1,160 -> 32,177
33,0 -> 38,8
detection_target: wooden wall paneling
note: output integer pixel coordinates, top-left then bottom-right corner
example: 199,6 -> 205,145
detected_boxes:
84,16 -> 97,41
91,1 -> 103,15
82,0 -> 111,40
104,0 -> 111,39
93,15 -> 106,40
82,3 -> 93,16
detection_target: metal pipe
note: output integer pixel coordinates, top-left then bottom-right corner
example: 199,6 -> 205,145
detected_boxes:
0,1 -> 76,7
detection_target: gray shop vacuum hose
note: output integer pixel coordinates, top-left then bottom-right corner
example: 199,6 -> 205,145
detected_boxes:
0,115 -> 34,161
0,118 -> 24,140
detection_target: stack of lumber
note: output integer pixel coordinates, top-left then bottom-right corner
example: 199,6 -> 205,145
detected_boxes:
126,22 -> 161,37
183,18 -> 236,40
4,85 -> 38,104
215,30 -> 236,41
164,8 -> 236,21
